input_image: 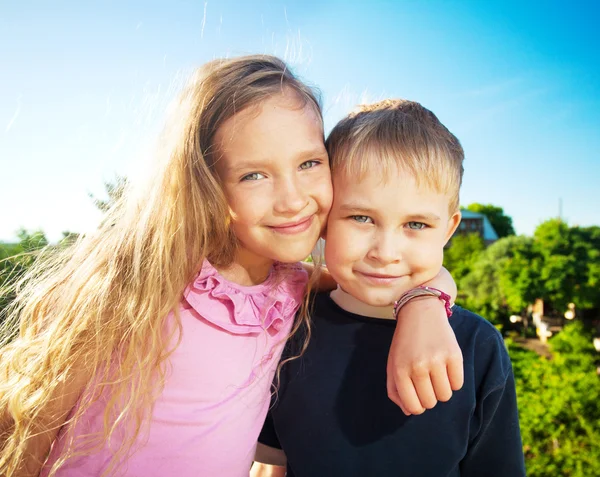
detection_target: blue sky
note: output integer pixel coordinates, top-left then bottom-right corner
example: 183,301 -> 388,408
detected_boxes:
1,0 -> 599,242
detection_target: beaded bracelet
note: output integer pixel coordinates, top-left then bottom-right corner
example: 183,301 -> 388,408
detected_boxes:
393,286 -> 453,319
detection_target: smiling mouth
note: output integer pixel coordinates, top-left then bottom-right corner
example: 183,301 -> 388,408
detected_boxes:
355,271 -> 404,285
269,215 -> 315,235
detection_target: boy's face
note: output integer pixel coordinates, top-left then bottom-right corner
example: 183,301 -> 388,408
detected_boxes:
324,165 -> 461,307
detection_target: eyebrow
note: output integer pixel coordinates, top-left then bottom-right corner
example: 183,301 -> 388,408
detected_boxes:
405,213 -> 442,222
225,160 -> 268,175
338,204 -> 375,214
339,204 -> 441,222
296,146 -> 328,159
226,147 -> 328,174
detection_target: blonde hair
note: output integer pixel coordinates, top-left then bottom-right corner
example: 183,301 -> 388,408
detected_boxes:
0,55 -> 322,476
326,99 -> 464,212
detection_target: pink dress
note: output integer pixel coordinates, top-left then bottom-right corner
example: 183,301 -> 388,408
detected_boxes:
42,261 -> 308,477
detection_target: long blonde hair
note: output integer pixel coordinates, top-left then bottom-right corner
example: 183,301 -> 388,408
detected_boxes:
0,55 -> 322,476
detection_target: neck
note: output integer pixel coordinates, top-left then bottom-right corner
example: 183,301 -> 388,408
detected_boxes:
330,286 -> 395,320
216,248 -> 274,286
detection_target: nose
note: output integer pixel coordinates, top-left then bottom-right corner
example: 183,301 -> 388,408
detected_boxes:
273,174 -> 309,216
367,230 -> 402,264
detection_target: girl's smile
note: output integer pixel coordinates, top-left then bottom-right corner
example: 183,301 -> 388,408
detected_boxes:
268,215 -> 315,235
214,88 -> 332,272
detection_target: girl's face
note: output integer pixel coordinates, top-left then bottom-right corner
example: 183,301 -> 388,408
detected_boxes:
214,90 -> 333,269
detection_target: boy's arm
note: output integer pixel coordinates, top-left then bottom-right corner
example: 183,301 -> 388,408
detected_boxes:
460,351 -> 526,476
387,267 -> 464,415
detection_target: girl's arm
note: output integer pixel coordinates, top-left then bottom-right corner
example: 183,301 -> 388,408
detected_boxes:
250,462 -> 286,477
251,443 -> 287,477
386,267 -> 464,415
253,442 -> 287,467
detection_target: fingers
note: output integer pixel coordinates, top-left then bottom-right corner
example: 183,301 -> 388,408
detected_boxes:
388,357 -> 463,415
386,374 -> 411,416
411,373 -> 438,410
396,375 -> 426,415
447,352 -> 464,391
429,365 -> 453,403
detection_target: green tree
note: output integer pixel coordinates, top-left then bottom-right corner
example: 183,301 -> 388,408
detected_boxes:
0,229 -> 50,325
461,219 -> 600,326
533,219 -> 599,313
88,175 -> 128,212
573,226 -> 600,311
16,228 -> 48,252
510,321 -> 600,476
443,233 -> 485,284
460,235 -> 541,326
499,235 -> 542,312
466,203 -> 516,238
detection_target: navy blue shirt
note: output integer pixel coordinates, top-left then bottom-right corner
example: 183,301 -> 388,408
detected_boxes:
259,292 -> 526,477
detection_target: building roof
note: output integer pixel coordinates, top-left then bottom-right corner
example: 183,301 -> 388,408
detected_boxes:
460,209 -> 499,241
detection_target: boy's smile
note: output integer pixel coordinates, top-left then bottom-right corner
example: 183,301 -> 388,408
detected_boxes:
324,164 -> 461,308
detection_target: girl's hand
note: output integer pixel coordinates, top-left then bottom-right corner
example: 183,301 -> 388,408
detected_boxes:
386,268 -> 463,415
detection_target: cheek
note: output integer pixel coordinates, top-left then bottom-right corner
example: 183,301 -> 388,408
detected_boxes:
303,169 -> 333,212
407,238 -> 444,270
325,222 -> 365,266
324,223 -> 345,264
227,189 -> 268,226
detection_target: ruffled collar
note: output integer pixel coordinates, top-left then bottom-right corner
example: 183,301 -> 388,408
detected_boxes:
183,260 -> 308,335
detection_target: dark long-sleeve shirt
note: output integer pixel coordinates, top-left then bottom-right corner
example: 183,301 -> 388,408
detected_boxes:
259,293 -> 526,477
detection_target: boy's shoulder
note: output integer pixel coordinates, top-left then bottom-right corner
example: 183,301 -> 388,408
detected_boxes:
450,306 -> 513,387
450,305 -> 503,341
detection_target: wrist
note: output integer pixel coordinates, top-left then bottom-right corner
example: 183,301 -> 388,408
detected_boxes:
394,286 -> 453,320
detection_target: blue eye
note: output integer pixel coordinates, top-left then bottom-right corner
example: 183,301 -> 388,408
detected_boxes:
299,160 -> 320,170
241,172 -> 266,181
351,215 -> 373,224
406,222 -> 427,230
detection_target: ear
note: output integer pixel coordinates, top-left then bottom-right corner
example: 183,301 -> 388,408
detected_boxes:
443,210 -> 462,245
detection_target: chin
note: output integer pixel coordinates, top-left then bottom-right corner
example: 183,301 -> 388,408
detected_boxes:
270,245 -> 315,264
358,291 -> 396,307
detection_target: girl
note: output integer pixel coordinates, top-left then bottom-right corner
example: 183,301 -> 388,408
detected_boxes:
0,55 -> 460,477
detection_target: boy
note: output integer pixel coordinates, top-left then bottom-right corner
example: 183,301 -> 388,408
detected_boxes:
252,100 -> 526,476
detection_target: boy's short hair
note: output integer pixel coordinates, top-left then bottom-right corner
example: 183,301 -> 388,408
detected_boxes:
326,99 -> 464,212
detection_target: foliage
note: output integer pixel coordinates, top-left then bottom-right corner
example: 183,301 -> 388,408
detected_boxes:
443,233 -> 485,284
16,228 -> 48,252
466,202 -> 516,238
508,321 -> 600,476
459,235 -> 540,326
88,175 -> 128,212
533,219 -> 600,312
0,229 -> 53,325
499,235 -> 542,312
453,217 -> 600,326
